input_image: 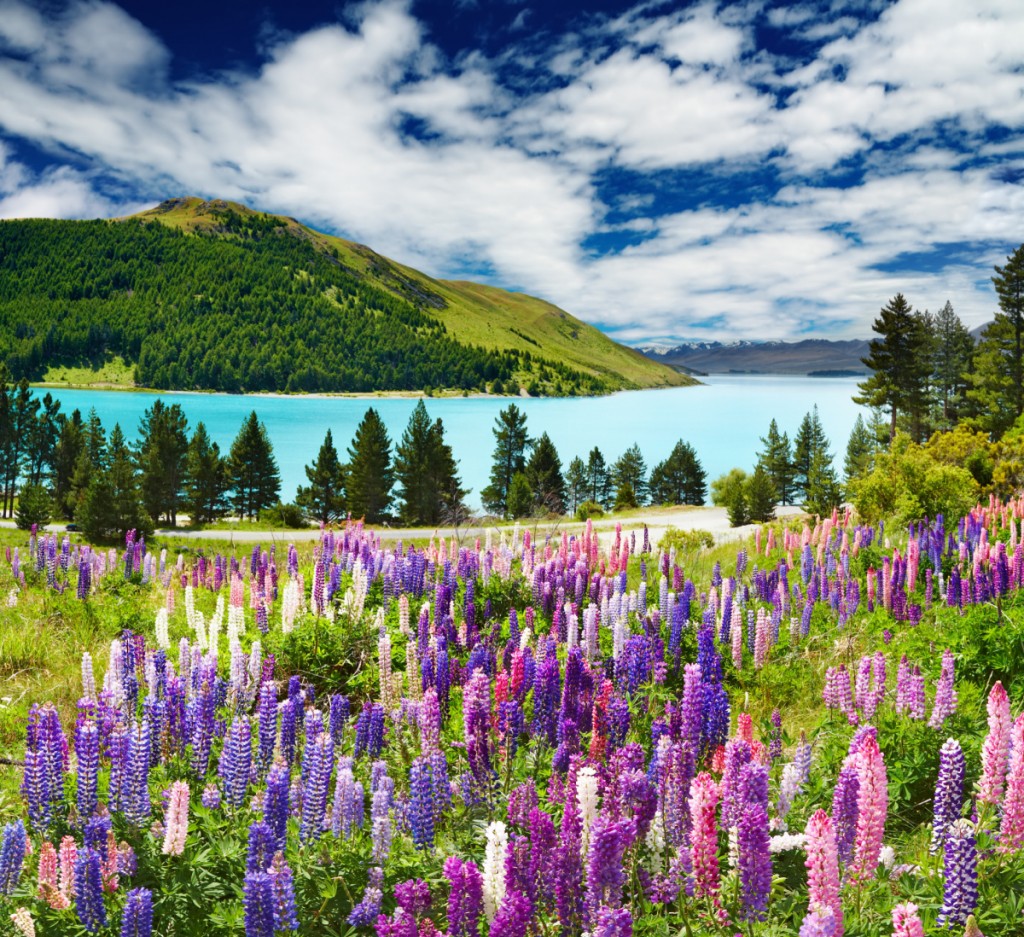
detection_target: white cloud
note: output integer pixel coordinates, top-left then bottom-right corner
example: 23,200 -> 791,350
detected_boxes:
0,0 -> 1021,343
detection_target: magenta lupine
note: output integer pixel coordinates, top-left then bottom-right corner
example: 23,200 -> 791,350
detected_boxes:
850,733 -> 887,882
928,649 -> 957,729
891,902 -> 925,937
931,739 -> 964,854
804,810 -> 842,937
444,856 -> 484,937
689,772 -> 720,900
938,819 -> 978,928
978,681 -> 1012,805
998,712 -> 1024,850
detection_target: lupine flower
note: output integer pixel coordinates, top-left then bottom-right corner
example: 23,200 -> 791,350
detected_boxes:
410,758 -> 436,851
75,718 -> 100,821
202,784 -> 221,810
0,821 -> 26,896
37,840 -> 68,908
849,733 -> 887,882
482,820 -> 508,922
244,871 -> 275,937
938,819 -> 977,928
963,915 -> 984,937
736,766 -> 771,922
490,890 -> 531,937
247,821 -> 277,874
929,650 -> 958,729
9,908 -> 35,937
299,732 -> 334,844
348,867 -> 384,927
120,887 -> 153,937
998,713 -> 1024,850
799,906 -> 837,937
831,760 -> 859,867
594,905 -> 632,937
74,847 -> 107,933
268,852 -> 299,931
162,781 -> 190,856
263,762 -> 290,851
978,681 -> 1012,805
804,810 -> 842,936
931,739 -> 964,854
585,815 -> 635,922
689,772 -> 720,899
440,855 -> 481,937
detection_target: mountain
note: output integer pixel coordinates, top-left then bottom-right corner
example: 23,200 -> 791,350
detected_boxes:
643,339 -> 871,376
0,197 -> 691,396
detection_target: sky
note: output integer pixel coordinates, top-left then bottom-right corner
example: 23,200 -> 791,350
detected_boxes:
0,0 -> 1022,347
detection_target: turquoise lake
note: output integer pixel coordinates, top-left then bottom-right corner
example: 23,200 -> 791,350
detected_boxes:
40,375 -> 866,511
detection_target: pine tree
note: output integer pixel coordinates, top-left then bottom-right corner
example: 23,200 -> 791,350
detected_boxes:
136,399 -> 190,525
586,447 -> 612,507
15,483 -> 52,531
968,244 -> 1024,436
184,422 -> 230,525
346,407 -> 394,524
931,300 -> 974,428
524,432 -> 566,514
844,414 -> 877,483
296,429 -> 346,524
228,411 -> 281,521
611,444 -> 648,505
565,456 -> 588,515
393,401 -> 466,526
649,439 -> 707,506
745,464 -> 776,522
855,294 -> 934,442
756,419 -> 795,504
481,404 -> 531,516
51,410 -> 84,520
77,424 -> 152,541
26,393 -> 62,487
804,448 -> 843,517
792,407 -> 829,499
506,471 -> 533,519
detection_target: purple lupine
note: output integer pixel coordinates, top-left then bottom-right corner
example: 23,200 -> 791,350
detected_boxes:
278,698 -> 297,767
831,759 -> 860,867
348,866 -> 384,926
256,683 -> 278,776
122,721 -> 152,827
263,761 -> 290,851
585,815 -> 635,923
299,732 -> 334,844
595,906 -> 632,937
463,670 -> 494,792
247,820 -> 277,873
75,717 -> 100,821
444,855 -> 484,937
0,820 -> 27,896
329,695 -> 350,745
330,756 -> 362,839
269,851 -> 299,931
736,765 -> 772,921
410,758 -> 436,850
719,739 -> 752,831
189,685 -> 216,776
679,664 -> 703,750
938,819 -> 978,927
932,738 -> 965,854
75,846 -> 107,933
244,871 -> 276,937
490,890 -> 531,937
769,709 -> 783,764
219,717 -> 253,809
929,649 -> 958,729
120,887 -> 153,937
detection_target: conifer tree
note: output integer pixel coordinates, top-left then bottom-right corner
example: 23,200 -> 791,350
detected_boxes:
184,422 -> 230,525
51,410 -> 85,520
506,471 -> 533,519
77,424 -> 152,541
393,401 -> 466,526
931,300 -> 974,428
346,407 -> 394,524
481,404 -> 531,516
649,439 -> 707,506
565,456 -> 588,515
844,414 -> 877,484
745,464 -> 776,522
524,432 -> 566,514
137,399 -> 190,525
585,447 -> 612,507
26,393 -> 62,487
792,407 -> 829,498
611,443 -> 648,506
756,419 -> 795,504
15,484 -> 52,531
968,244 -> 1024,436
228,411 -> 281,521
296,429 -> 346,524
804,448 -> 843,517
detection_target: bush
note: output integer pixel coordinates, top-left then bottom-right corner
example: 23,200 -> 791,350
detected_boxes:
710,467 -> 747,506
575,500 -> 604,521
658,526 -> 714,552
260,501 -> 309,529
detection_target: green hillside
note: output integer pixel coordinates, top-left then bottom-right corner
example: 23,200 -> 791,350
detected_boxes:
0,196 -> 690,396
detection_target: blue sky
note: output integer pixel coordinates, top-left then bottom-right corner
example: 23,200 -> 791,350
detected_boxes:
0,0 -> 1022,346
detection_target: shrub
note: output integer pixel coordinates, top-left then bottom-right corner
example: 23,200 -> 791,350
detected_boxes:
15,483 -> 52,530
658,526 -> 714,552
575,500 -> 604,521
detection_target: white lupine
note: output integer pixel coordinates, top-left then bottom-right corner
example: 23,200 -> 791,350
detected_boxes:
565,602 -> 578,649
645,809 -> 666,873
226,604 -> 245,645
378,632 -> 393,712
482,820 -> 508,923
193,611 -> 208,652
519,628 -> 532,651
155,608 -> 170,650
281,579 -> 300,633
81,652 -> 96,701
584,604 -> 599,660
577,766 -> 601,855
398,595 -> 410,635
248,642 -> 262,683
769,832 -> 807,854
184,585 -> 196,633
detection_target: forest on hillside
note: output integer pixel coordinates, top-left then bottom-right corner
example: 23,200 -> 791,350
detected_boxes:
0,213 -> 609,395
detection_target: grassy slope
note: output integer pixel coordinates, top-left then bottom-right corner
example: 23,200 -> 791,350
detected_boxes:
128,197 -> 693,392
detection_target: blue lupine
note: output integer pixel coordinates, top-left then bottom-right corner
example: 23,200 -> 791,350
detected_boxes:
244,871 -> 276,937
247,820 -> 277,873
410,758 -> 435,850
123,721 -> 152,827
264,761 -> 291,851
299,732 -> 333,844
75,847 -> 107,933
76,717 -> 100,821
120,887 -> 154,937
219,717 -> 253,809
0,820 -> 27,896
256,683 -> 278,775
269,852 -> 299,931
932,738 -> 965,855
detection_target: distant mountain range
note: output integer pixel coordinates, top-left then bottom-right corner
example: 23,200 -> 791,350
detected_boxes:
642,339 -> 872,376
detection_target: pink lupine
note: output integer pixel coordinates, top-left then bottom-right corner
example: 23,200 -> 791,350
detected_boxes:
731,605 -> 743,669
998,713 -> 1024,851
804,810 -> 842,936
978,681 -> 1012,805
850,733 -> 887,882
929,650 -> 957,729
162,780 -> 190,856
689,772 -> 721,900
36,841 -> 68,909
754,608 -> 769,669
891,902 -> 925,937
57,836 -> 76,901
